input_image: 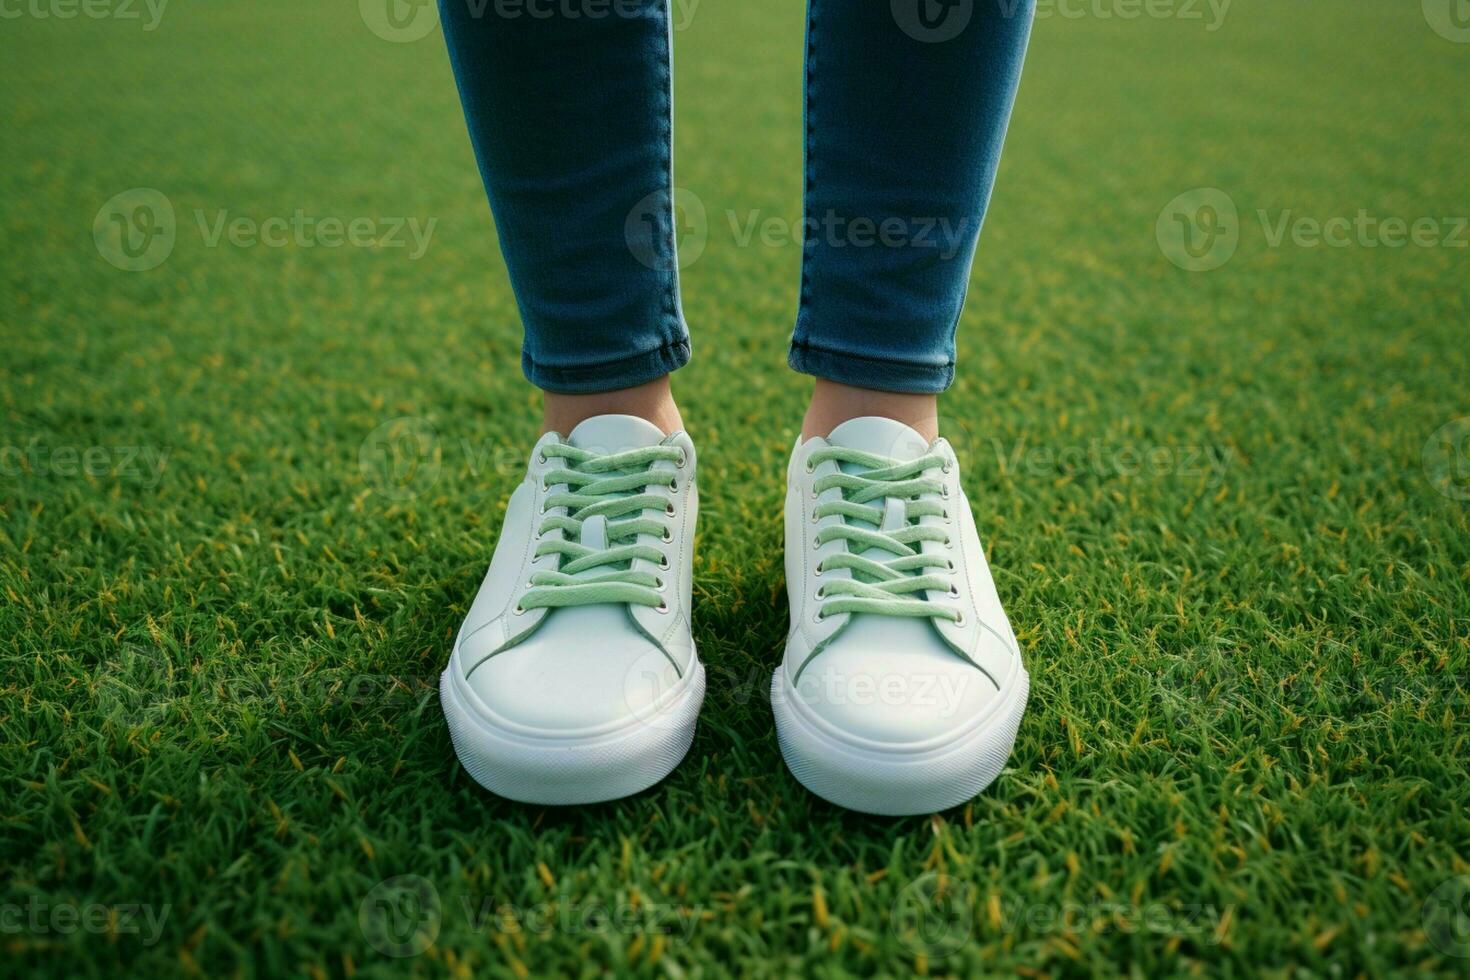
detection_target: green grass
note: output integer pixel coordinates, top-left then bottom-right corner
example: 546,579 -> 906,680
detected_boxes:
3,0 -> 1469,975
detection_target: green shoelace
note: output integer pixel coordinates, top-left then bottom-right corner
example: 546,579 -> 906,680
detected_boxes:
517,442 -> 684,614
808,446 -> 961,623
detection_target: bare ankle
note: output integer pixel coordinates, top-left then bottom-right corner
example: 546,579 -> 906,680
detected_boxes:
801,379 -> 939,443
541,375 -> 684,436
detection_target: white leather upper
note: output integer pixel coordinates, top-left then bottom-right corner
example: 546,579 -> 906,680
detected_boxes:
780,417 -> 1023,747
452,416 -> 698,736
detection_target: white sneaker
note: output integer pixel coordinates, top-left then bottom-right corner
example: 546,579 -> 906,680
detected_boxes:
440,414 -> 705,804
771,417 -> 1028,815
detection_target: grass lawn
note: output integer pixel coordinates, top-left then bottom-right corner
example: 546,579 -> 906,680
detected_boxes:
3,0 -> 1469,975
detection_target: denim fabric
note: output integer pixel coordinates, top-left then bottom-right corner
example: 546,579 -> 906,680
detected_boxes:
440,0 -> 1032,394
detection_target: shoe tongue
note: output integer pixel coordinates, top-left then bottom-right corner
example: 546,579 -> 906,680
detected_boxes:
824,417 -> 932,580
824,416 -> 930,461
566,414 -> 667,453
562,415 -> 665,565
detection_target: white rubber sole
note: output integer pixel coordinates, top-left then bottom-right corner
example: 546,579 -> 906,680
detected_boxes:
440,650 -> 705,805
771,666 -> 1028,816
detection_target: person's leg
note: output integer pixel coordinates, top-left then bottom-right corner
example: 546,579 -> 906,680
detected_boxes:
438,0 -> 687,433
790,0 -> 1035,438
774,1 -> 1036,815
437,2 -> 703,806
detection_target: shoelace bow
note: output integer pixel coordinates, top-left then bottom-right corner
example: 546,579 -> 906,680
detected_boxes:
517,442 -> 683,613
809,446 -> 961,623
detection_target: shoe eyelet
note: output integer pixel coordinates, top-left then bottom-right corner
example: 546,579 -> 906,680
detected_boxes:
943,536 -> 952,547
941,461 -> 952,474
537,452 -> 548,465
513,604 -> 527,616
658,554 -> 670,570
813,609 -> 826,624
940,485 -> 950,499
661,529 -> 674,543
805,461 -> 816,474
953,612 -> 966,626
676,451 -> 687,469
669,478 -> 678,493
813,563 -> 824,577
810,511 -> 820,524
946,558 -> 955,571
655,577 -> 666,592
948,584 -> 960,598
656,600 -> 669,613
665,502 -> 676,517
942,509 -> 950,521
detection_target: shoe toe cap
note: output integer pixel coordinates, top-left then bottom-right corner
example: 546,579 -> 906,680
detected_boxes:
786,619 -> 1002,747
461,606 -> 685,735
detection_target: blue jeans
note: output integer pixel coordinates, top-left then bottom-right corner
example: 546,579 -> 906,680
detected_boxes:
440,0 -> 1033,394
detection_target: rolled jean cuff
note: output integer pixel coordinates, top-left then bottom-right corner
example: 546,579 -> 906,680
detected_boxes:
787,339 -> 955,395
522,336 -> 691,394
